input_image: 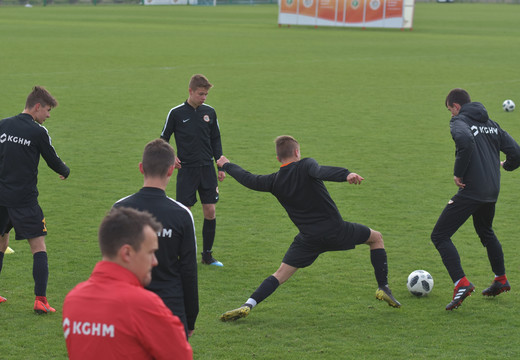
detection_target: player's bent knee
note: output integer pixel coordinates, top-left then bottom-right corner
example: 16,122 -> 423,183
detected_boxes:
367,230 -> 384,248
430,232 -> 443,248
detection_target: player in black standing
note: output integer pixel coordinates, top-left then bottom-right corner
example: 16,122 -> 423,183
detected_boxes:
218,135 -> 400,321
431,88 -> 520,310
161,74 -> 225,267
0,86 -> 70,313
114,139 -> 198,338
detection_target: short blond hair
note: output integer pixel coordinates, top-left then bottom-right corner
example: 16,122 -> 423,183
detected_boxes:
275,135 -> 299,161
189,74 -> 212,91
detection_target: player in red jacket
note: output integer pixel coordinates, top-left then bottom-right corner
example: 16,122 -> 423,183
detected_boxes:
63,207 -> 192,360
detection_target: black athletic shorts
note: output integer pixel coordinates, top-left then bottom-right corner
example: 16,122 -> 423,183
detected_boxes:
176,165 -> 219,207
0,205 -> 47,240
282,221 -> 371,268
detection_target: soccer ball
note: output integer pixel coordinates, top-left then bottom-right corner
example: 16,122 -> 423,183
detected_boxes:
407,270 -> 434,297
502,99 -> 515,112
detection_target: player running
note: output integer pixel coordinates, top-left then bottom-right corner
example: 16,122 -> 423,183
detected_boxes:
218,135 -> 400,322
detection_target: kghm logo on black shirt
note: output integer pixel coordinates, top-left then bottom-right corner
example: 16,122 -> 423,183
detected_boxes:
470,126 -> 498,137
0,133 -> 31,146
158,228 -> 173,238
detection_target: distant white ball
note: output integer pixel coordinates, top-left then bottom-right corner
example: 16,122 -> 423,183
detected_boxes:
502,99 -> 515,112
407,270 -> 434,297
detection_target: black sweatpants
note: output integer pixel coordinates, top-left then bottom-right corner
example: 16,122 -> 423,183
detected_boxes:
431,195 -> 505,283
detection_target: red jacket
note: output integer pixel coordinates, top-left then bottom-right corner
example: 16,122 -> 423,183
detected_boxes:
63,261 -> 192,360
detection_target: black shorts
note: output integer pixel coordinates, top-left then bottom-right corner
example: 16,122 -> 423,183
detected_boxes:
176,165 -> 219,207
282,221 -> 371,268
0,205 -> 47,240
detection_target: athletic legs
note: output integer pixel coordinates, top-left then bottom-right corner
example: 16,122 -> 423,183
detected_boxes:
365,230 -> 389,288
201,203 -> 223,266
472,202 -> 505,276
28,236 -> 48,297
431,197 -> 475,283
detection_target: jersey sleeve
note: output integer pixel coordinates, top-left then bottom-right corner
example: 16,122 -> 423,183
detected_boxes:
223,162 -> 275,192
450,118 -> 475,177
210,113 -> 223,162
305,158 -> 350,182
160,108 -> 176,143
179,211 -> 199,331
38,127 -> 70,178
499,127 -> 520,171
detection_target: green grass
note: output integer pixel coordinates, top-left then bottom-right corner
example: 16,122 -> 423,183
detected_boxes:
1,3 -> 520,359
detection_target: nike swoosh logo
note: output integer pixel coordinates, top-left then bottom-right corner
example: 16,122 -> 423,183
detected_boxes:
183,118 -> 190,123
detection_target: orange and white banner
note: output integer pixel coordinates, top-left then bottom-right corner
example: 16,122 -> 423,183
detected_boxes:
278,0 -> 414,29
144,0 -> 188,4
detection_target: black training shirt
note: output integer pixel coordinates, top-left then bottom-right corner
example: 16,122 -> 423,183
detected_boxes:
114,187 -> 199,330
0,113 -> 70,208
450,102 -> 520,202
223,158 -> 351,240
160,101 -> 223,167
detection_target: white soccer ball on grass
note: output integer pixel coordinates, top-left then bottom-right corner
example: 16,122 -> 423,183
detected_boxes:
407,270 -> 434,297
502,99 -> 515,112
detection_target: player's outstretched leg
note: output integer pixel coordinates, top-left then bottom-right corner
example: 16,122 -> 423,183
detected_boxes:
220,304 -> 251,322
482,275 -> 510,297
375,285 -> 401,308
445,277 -> 475,310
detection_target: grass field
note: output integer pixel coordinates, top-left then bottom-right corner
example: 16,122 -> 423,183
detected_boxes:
1,2 -> 520,359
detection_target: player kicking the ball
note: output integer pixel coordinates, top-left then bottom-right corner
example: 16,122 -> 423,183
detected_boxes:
218,135 -> 400,322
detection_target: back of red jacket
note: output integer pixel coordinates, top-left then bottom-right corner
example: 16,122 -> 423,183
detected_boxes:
63,261 -> 192,360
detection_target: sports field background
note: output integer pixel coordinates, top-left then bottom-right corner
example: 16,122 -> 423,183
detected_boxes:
0,3 -> 519,359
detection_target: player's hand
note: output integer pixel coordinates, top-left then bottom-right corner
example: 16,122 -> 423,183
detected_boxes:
60,162 -> 67,180
501,160 -> 505,168
347,173 -> 364,185
188,330 -> 194,338
174,157 -> 182,169
218,170 -> 226,182
454,176 -> 465,189
216,155 -> 229,168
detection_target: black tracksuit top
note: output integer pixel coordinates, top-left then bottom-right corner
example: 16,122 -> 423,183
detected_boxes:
223,158 -> 351,240
114,187 -> 199,330
160,101 -> 223,167
450,102 -> 520,202
0,113 -> 70,208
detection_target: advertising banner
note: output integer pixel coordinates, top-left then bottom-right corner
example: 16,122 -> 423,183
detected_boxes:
144,0 -> 189,5
278,0 -> 414,29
